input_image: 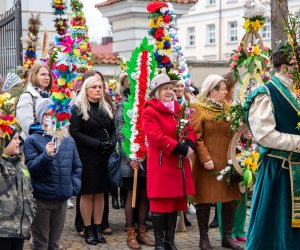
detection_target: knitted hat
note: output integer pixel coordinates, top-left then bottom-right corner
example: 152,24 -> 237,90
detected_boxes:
35,98 -> 53,124
149,74 -> 177,97
200,74 -> 225,97
4,125 -> 18,147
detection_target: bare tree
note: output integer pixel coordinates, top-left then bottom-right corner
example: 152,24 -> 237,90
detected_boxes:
270,0 -> 289,50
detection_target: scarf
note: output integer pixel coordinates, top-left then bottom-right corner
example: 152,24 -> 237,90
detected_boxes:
33,85 -> 51,98
162,100 -> 174,112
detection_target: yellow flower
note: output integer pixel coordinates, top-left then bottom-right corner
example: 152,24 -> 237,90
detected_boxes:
57,78 -> 66,86
252,161 -> 258,171
252,152 -> 259,160
73,48 -> 80,57
155,16 -> 163,28
80,44 -> 87,50
165,49 -> 171,55
4,98 -> 15,106
2,92 -> 11,100
251,20 -> 262,31
253,45 -> 260,56
53,92 -> 64,100
156,41 -> 164,50
244,19 -> 251,29
298,122 -> 300,127
67,81 -> 73,88
244,157 -> 253,168
149,16 -> 162,29
297,111 -> 300,116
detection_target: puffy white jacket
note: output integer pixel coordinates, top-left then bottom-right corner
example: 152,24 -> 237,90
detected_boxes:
16,83 -> 42,140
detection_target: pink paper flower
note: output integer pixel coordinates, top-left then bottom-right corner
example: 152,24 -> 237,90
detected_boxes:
236,45 -> 242,51
230,61 -> 237,68
247,45 -> 254,53
231,53 -> 239,61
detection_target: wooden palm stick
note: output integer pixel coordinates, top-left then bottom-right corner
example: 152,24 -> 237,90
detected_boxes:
132,168 -> 138,208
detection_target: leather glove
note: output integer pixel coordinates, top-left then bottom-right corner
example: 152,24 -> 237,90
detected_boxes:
100,140 -> 114,154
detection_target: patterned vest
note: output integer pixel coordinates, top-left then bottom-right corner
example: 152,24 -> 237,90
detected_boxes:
266,76 -> 300,136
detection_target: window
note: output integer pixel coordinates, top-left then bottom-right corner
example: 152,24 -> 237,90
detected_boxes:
187,27 -> 195,47
207,24 -> 216,45
228,21 -> 238,43
207,0 -> 216,5
261,17 -> 271,39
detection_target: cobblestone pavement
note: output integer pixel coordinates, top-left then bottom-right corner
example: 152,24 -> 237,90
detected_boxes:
24,197 -> 248,250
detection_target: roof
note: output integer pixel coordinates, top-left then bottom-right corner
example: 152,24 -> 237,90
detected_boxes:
91,43 -> 119,65
95,0 -> 198,8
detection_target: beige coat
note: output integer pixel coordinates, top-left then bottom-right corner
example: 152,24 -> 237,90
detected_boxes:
191,98 -> 240,203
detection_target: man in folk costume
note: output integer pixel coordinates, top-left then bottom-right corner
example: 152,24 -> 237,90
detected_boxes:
243,46 -> 300,249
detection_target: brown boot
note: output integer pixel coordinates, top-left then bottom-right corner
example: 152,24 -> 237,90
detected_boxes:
221,202 -> 243,250
127,227 -> 141,249
137,224 -> 155,246
196,204 -> 212,250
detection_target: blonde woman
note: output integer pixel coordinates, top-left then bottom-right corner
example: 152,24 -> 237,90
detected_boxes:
70,75 -> 114,245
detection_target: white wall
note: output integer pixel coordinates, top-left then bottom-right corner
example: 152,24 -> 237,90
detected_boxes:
21,0 -> 72,59
178,0 -> 300,61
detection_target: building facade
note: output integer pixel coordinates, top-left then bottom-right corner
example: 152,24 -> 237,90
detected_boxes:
177,0 -> 300,61
0,0 -> 69,60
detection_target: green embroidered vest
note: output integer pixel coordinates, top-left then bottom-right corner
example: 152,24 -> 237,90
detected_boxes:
244,75 -> 300,227
266,76 -> 300,136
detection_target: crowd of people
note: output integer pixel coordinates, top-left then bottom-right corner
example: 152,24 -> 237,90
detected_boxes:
0,45 -> 300,250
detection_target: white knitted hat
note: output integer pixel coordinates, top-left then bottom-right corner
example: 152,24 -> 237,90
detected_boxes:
200,74 -> 225,97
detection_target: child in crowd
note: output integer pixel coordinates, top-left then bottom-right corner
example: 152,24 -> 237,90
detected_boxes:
0,126 -> 36,250
24,98 -> 82,250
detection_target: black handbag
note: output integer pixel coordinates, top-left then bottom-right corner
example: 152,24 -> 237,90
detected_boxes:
107,143 -> 122,188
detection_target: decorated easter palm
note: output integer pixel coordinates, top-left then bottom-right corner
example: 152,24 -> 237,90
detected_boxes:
121,37 -> 157,161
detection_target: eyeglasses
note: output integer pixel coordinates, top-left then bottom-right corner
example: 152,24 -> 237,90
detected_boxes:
39,73 -> 51,77
89,85 -> 102,90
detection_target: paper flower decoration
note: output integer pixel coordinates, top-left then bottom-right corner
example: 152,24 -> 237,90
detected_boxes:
121,37 -> 157,161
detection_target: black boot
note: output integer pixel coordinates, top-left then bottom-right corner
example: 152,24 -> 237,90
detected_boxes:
164,211 -> 177,250
209,205 -> 219,228
184,212 -> 192,227
152,213 -> 166,250
147,211 -> 153,222
221,202 -> 243,250
84,225 -> 97,245
112,188 -> 120,209
94,224 -> 107,243
196,204 -> 212,250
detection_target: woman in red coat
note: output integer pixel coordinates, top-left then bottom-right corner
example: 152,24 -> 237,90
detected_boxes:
142,74 -> 196,250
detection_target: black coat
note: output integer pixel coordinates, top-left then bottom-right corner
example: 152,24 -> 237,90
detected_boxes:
70,102 -> 114,194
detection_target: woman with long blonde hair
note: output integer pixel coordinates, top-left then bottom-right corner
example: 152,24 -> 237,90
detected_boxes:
70,75 -> 114,245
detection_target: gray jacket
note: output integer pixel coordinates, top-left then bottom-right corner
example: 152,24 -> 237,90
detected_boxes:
115,100 -> 146,178
16,83 -> 41,140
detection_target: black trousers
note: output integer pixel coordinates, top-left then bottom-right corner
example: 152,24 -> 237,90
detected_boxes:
0,238 -> 24,250
75,192 -> 110,232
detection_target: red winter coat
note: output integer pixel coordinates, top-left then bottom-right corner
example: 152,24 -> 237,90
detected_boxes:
142,98 -> 196,199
